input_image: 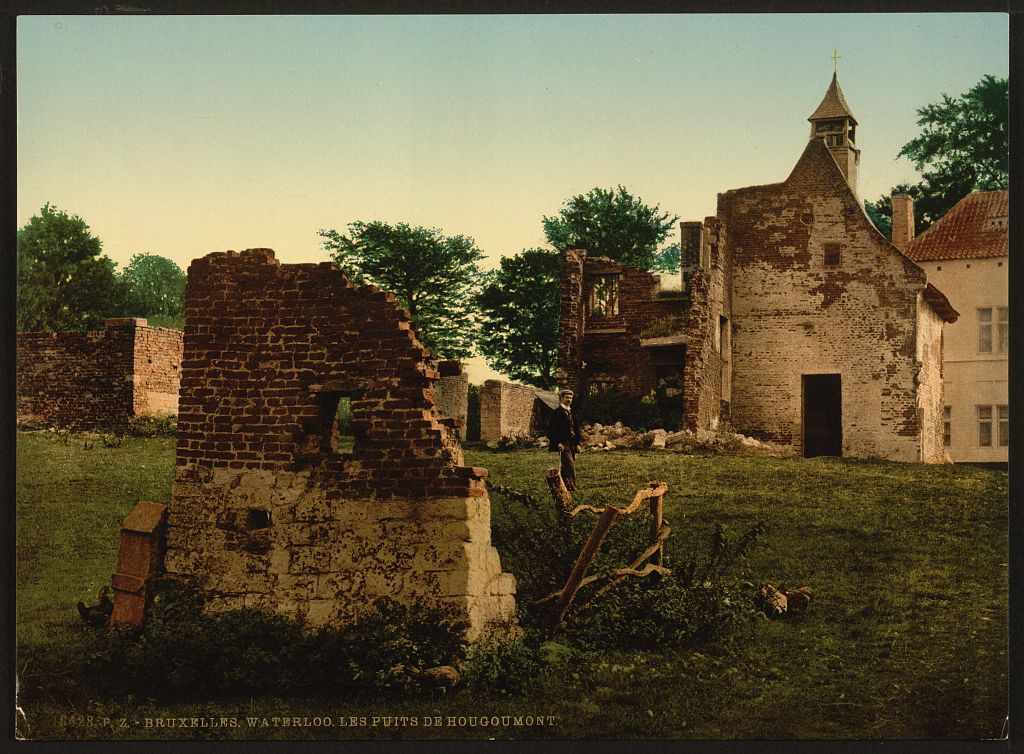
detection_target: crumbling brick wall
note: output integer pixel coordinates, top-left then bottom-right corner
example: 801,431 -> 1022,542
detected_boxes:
163,249 -> 515,637
16,318 -> 183,431
479,379 -> 556,443
555,249 -> 687,416
680,219 -> 731,432
718,138 -> 948,460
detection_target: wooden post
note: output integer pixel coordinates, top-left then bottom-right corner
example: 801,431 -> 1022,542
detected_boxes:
546,468 -> 573,517
649,491 -> 664,567
552,506 -> 619,626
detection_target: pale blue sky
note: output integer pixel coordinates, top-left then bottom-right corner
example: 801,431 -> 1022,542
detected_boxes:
17,13 -> 1009,379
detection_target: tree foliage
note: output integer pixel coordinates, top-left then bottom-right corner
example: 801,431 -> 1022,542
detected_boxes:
476,248 -> 562,389
120,253 -> 187,319
318,221 -> 485,359
543,186 -> 679,271
17,204 -> 128,332
865,75 -> 1008,238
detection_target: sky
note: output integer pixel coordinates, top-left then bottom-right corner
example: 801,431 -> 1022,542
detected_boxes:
16,13 -> 1009,382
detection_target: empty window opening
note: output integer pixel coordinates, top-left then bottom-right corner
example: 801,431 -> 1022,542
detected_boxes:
589,275 -> 619,318
823,243 -> 841,267
942,407 -> 951,447
245,508 -> 270,530
332,395 -> 355,455
315,391 -> 361,459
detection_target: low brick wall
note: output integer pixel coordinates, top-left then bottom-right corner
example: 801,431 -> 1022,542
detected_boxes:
480,379 -> 556,443
16,318 -> 182,431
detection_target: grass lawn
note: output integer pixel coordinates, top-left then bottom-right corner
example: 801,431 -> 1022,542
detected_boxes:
15,432 -> 1009,741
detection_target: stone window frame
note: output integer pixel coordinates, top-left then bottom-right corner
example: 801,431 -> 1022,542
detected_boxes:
998,405 -> 1009,447
823,243 -> 842,268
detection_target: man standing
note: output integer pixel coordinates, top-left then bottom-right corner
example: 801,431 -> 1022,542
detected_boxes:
548,389 -> 582,492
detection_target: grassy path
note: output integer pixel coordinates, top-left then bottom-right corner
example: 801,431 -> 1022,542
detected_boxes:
15,433 -> 1008,740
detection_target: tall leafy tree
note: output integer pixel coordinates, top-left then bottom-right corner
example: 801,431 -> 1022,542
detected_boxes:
120,253 -> 187,319
319,221 -> 484,358
543,186 -> 679,271
476,248 -> 562,389
865,75 -> 1008,238
17,204 -> 128,331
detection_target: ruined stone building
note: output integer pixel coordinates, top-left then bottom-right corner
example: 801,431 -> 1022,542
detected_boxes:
16,318 -> 183,431
898,190 -> 1009,463
163,249 -> 515,638
557,74 -> 958,462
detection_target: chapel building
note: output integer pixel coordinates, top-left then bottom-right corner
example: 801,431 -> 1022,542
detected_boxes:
556,73 -> 959,462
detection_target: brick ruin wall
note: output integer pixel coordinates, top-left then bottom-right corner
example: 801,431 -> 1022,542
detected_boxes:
133,325 -> 184,416
479,379 -> 555,443
163,249 -> 515,638
555,249 -> 688,428
578,257 -> 687,401
556,250 -> 586,394
680,219 -> 730,432
16,318 -> 182,431
719,140 -> 941,461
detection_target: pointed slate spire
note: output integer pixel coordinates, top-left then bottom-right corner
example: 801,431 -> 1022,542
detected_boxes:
808,72 -> 858,126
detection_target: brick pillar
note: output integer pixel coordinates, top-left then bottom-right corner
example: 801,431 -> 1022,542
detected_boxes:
680,221 -> 705,306
891,195 -> 915,252
556,249 -> 586,394
110,501 -> 168,629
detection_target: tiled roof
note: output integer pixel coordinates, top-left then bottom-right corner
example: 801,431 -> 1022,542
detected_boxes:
807,73 -> 858,125
905,190 -> 1009,261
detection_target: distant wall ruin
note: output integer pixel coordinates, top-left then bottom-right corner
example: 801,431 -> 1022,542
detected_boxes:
434,360 -> 469,440
163,249 -> 515,638
16,318 -> 183,431
479,379 -> 557,444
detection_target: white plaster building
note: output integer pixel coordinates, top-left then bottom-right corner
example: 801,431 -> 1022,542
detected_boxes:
896,191 -> 1009,463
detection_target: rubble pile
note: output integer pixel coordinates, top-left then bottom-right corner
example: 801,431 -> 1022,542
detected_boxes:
574,422 -> 793,457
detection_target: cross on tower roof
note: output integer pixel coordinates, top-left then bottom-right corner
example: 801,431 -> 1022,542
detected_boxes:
831,48 -> 842,73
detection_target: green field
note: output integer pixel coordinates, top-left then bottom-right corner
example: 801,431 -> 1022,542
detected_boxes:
15,431 -> 1009,741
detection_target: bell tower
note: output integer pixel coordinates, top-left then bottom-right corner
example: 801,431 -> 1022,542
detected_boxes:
808,72 -> 861,195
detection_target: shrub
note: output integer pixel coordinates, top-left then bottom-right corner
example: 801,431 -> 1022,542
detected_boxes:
578,388 -> 665,431
487,484 -> 765,651
40,587 -> 468,701
126,414 -> 177,437
462,628 -> 542,696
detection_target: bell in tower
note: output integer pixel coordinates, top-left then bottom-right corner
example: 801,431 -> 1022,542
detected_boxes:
808,71 -> 861,195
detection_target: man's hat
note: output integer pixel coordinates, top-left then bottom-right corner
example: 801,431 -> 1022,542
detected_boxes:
559,389 -> 574,397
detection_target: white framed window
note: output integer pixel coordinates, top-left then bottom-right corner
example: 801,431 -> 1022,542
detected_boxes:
998,405 -> 1009,447
977,405 -> 993,447
978,308 -> 992,353
997,307 -> 1008,354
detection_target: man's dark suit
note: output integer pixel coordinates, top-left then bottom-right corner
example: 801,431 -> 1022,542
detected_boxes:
548,405 -> 581,492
